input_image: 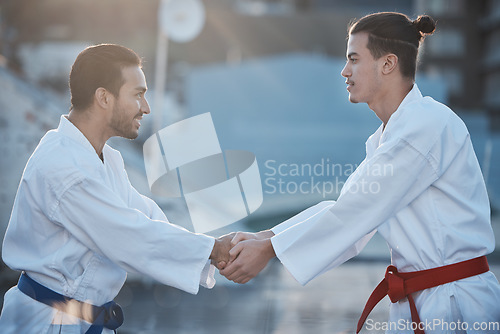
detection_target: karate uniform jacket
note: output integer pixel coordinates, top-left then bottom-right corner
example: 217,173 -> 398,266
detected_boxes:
0,116 -> 216,333
270,85 -> 500,333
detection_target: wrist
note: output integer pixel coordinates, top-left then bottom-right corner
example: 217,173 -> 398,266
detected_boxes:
210,239 -> 220,260
262,238 -> 276,259
256,230 -> 275,240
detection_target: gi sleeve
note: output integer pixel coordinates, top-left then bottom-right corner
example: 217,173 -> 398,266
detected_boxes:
50,176 -> 215,295
124,176 -> 216,288
271,200 -> 376,279
271,138 -> 439,285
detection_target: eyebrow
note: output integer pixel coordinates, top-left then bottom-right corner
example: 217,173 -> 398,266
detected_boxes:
135,86 -> 147,93
347,52 -> 359,59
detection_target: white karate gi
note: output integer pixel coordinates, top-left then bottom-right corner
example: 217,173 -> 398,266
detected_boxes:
270,85 -> 500,333
0,116 -> 216,333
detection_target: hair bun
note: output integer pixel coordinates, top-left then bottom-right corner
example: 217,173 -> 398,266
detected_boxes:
413,15 -> 436,35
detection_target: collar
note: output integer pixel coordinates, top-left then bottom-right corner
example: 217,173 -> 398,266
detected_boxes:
365,84 -> 423,156
392,83 -> 422,116
57,115 -> 99,155
365,125 -> 384,158
382,84 -> 423,137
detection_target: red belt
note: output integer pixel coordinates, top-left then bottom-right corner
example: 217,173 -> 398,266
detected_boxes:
357,256 -> 489,334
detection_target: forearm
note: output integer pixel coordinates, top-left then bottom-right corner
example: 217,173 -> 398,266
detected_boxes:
262,237 -> 276,259
256,231 -> 277,259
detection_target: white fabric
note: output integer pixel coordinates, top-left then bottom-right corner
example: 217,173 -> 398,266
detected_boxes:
271,85 -> 500,332
0,115 -> 216,333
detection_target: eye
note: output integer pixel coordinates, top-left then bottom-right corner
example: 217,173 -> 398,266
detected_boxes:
137,92 -> 144,98
350,58 -> 358,64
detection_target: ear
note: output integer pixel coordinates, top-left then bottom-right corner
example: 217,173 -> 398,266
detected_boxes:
94,87 -> 113,109
381,54 -> 398,75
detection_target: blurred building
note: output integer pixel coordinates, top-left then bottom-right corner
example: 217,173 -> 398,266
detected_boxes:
414,0 -> 500,130
1,0 -> 498,114
481,0 -> 500,130
0,0 -> 411,93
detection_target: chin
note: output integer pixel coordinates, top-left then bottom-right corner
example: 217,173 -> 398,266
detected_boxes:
122,131 -> 139,140
348,95 -> 359,104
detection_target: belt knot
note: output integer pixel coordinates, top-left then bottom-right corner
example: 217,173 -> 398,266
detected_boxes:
385,265 -> 407,303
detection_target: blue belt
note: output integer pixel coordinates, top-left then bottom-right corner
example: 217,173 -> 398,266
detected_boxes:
17,272 -> 123,334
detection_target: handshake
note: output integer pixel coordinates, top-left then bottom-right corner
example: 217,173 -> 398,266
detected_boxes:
209,230 -> 276,284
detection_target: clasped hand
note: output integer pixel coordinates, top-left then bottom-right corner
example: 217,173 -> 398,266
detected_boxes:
209,230 -> 275,284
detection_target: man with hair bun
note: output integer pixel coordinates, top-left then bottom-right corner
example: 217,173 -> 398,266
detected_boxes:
221,12 -> 500,333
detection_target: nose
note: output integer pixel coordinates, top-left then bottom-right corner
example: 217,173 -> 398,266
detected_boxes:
141,98 -> 151,115
341,62 -> 350,78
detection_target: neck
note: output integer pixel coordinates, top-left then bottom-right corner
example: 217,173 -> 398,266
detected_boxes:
68,109 -> 111,160
368,80 -> 414,126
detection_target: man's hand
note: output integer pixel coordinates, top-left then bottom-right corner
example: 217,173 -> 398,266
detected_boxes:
219,237 -> 276,284
210,232 -> 235,270
230,230 -> 275,246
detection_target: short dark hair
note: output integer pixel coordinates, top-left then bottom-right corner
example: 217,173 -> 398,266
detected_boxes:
69,44 -> 142,110
349,12 -> 436,79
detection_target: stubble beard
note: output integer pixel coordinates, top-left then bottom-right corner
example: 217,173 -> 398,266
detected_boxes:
110,104 -> 140,140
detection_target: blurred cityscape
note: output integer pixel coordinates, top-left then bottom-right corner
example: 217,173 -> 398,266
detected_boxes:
1,0 -> 500,333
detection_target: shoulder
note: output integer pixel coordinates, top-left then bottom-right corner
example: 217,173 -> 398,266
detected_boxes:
24,130 -> 101,195
386,96 -> 468,155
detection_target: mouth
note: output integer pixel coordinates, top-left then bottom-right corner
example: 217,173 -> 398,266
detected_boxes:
134,116 -> 142,128
346,81 -> 354,91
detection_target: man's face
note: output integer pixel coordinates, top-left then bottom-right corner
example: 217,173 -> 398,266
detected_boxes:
341,32 -> 383,104
110,65 -> 150,139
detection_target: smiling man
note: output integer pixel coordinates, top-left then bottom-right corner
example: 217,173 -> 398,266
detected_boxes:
0,44 -> 231,333
221,12 -> 500,333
